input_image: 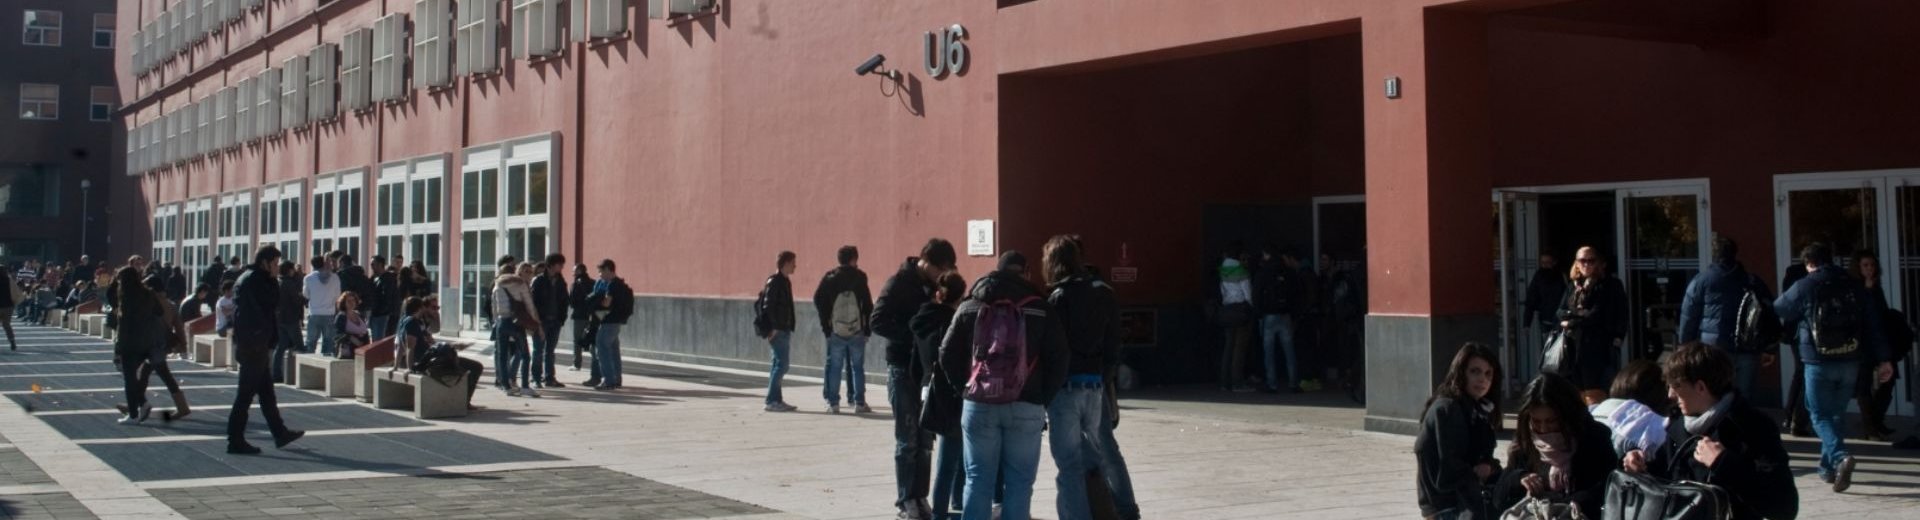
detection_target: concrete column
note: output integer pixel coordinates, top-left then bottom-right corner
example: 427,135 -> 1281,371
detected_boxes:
1361,7 -> 1496,435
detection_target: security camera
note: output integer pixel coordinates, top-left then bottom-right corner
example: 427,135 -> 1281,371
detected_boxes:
855,54 -> 888,76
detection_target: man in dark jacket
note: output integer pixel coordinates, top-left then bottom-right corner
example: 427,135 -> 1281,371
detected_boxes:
937,252 -> 1070,520
813,245 -> 875,413
273,261 -> 306,384
1523,252 -> 1566,333
143,263 -> 169,299
530,254 -> 569,388
368,256 -> 398,340
1775,242 -> 1894,491
568,264 -> 596,371
226,246 -> 303,455
179,283 -> 211,321
165,264 -> 187,303
1625,342 -> 1796,519
584,259 -> 634,390
871,238 -> 957,520
1042,237 -> 1125,520
202,258 -> 227,291
756,252 -> 799,412
1253,245 -> 1308,393
1678,237 -> 1774,397
336,255 -> 376,312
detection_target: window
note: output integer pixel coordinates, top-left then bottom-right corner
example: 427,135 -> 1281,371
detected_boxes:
213,87 -> 233,149
307,43 -> 337,121
199,0 -> 219,38
281,54 -> 307,130
0,165 -> 60,217
257,67 -> 280,137
20,83 -> 58,120
371,14 -> 407,103
234,79 -> 254,143
93,13 -> 114,48
456,136 -> 552,330
164,8 -> 179,57
576,0 -> 628,41
413,0 -> 451,89
183,0 -> 199,45
89,87 -> 116,121
456,0 -> 499,76
649,0 -> 716,20
312,171 -> 365,260
511,0 -> 561,59
23,10 -> 61,46
341,27 -> 372,111
178,101 -> 197,160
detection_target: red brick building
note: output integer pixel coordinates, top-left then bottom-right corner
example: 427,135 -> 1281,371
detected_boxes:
3,0 -> 119,262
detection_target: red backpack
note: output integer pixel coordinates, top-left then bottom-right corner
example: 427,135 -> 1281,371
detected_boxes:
966,296 -> 1042,404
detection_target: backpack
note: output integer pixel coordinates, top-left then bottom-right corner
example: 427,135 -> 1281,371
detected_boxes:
1808,278 -> 1863,358
410,341 -> 459,374
830,290 -> 863,338
965,296 -> 1042,404
1732,282 -> 1781,353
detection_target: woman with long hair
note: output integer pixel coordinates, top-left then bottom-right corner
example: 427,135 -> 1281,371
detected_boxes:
334,292 -> 370,359
111,266 -> 172,423
1415,343 -> 1503,520
1850,252 -> 1901,440
1495,374 -> 1619,519
1557,246 -> 1630,404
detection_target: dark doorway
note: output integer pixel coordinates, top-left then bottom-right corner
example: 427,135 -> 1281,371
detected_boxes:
1539,192 -> 1617,278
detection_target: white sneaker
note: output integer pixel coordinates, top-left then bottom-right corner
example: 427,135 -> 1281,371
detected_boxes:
117,413 -> 137,425
522,388 -> 541,398
827,404 -> 841,414
504,387 -> 521,397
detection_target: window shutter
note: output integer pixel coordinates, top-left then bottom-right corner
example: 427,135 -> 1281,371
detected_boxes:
646,0 -> 664,20
372,14 -> 406,102
570,0 -> 586,43
282,54 -> 307,129
480,0 -> 500,73
416,0 -> 451,89
201,0 -> 218,36
343,28 -> 370,111
196,99 -> 212,157
184,0 -> 199,45
259,67 -> 281,135
608,0 -> 634,36
309,43 -> 339,121
214,88 -> 230,150
176,105 -> 193,162
454,0 -> 472,76
536,0 -> 560,56
234,78 -> 253,142
511,0 -> 530,60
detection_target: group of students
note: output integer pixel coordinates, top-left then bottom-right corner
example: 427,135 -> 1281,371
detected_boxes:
4,256 -> 123,339
1214,242 -> 1366,395
482,254 -> 636,395
753,237 -> 1138,520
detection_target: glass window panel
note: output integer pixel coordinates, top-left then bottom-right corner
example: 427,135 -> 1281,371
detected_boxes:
508,228 -> 525,259
462,231 -> 478,264
529,161 -> 548,215
427,234 -> 441,271
480,230 -> 497,267
529,227 -> 546,259
481,169 -> 498,218
427,178 -> 443,223
463,170 -> 479,219
378,185 -> 391,225
507,164 -> 527,217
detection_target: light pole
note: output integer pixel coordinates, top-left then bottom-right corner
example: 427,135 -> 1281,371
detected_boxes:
79,179 -> 91,258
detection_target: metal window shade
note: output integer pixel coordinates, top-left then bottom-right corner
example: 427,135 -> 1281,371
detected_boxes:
259,67 -> 280,134
511,0 -> 532,60
481,0 -> 500,73
283,54 -> 307,129
570,0 -> 586,42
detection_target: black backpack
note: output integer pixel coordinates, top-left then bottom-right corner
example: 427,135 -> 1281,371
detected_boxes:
410,341 -> 460,374
1808,278 -> 1863,359
1732,281 -> 1781,353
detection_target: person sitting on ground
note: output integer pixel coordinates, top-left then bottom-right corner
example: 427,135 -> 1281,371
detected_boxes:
179,283 -> 211,321
1623,342 -> 1797,520
1416,343 -> 1504,520
1494,374 -> 1620,519
1589,360 -> 1673,458
395,296 -> 482,411
333,292 -> 370,359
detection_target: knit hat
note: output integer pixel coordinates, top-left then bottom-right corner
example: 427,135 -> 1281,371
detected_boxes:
998,251 -> 1027,274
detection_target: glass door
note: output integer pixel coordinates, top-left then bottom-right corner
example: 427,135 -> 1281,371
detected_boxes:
1618,187 -> 1709,361
1776,175 -> 1886,412
1496,190 -> 1543,394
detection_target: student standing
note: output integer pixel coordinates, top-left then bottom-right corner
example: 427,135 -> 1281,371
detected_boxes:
755,252 -> 799,412
491,258 -> 541,397
814,246 -> 875,414
873,239 -> 958,519
584,260 -> 634,391
568,264 -> 596,372
915,272 -> 969,520
1043,236 -> 1123,520
302,256 -> 342,355
530,254 -> 569,388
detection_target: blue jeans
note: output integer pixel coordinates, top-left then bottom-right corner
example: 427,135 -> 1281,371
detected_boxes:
306,314 -> 337,355
1049,384 -> 1108,520
1097,415 -> 1140,520
1261,314 -> 1297,390
492,320 -> 530,388
891,366 -> 933,509
823,335 -> 868,406
766,331 -> 792,405
273,321 -> 301,383
1804,361 -> 1859,477
961,400 -> 1047,520
1732,352 -> 1758,398
931,433 -> 968,520
595,323 -> 623,386
532,321 -> 563,384
368,314 -> 391,342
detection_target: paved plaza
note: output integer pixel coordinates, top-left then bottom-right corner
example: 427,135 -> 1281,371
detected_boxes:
2,324 -> 1916,519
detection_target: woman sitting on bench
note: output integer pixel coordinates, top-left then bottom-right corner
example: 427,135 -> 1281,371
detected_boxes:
396,296 -> 483,411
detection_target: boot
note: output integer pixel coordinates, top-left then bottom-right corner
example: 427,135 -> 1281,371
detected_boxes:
162,390 -> 191,421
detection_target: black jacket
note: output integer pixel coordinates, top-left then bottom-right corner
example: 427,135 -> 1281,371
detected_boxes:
1049,275 -> 1122,376
1648,393 -> 1798,520
938,271 -> 1070,407
165,271 -> 187,303
911,302 -> 958,384
812,266 -> 874,337
1415,397 -> 1502,518
1560,276 -> 1630,350
1253,265 -> 1307,316
178,295 -> 207,321
600,277 -> 635,325
338,266 -> 377,307
143,271 -> 168,299
1679,261 -> 1771,349
202,264 -> 226,289
1524,268 -> 1567,326
754,273 -> 797,335
1498,420 -> 1620,520
371,271 -> 400,317
568,274 -> 596,320
873,258 -> 934,367
1776,264 -> 1889,365
531,272 -> 568,324
277,275 -> 307,324
232,266 -> 280,349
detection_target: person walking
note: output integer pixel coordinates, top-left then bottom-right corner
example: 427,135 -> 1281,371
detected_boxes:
873,239 -> 958,519
1043,236 -> 1124,520
1849,252 -> 1905,441
530,254 -> 569,388
111,267 -> 168,423
227,247 -> 304,455
1415,343 -> 1504,520
1775,242 -> 1894,491
568,264 -> 596,372
813,246 -> 875,414
1677,237 -> 1775,397
938,251 -> 1070,520
1,267 -> 19,351
583,260 -> 634,390
302,256 -> 342,356
491,258 -> 541,398
755,252 -> 800,412
273,261 -> 306,383
915,272 -> 969,520
1556,246 -> 1629,404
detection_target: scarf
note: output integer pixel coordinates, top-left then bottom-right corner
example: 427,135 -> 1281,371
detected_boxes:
1533,431 -> 1575,493
1684,395 -> 1737,436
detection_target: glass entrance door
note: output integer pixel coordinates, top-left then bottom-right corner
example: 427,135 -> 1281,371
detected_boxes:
1777,173 -> 1912,416
1618,188 -> 1709,361
1496,191 -> 1543,394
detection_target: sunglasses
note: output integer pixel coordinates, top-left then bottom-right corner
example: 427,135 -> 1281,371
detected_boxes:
1576,258 -> 1598,264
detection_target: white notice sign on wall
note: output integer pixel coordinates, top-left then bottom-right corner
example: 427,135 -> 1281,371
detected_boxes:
967,220 -> 994,257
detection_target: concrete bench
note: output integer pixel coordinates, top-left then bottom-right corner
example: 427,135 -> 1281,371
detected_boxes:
43,308 -> 65,327
294,353 -> 356,398
65,302 -> 100,330
192,334 -> 231,368
353,337 -> 398,403
79,314 -> 106,337
372,368 -> 468,419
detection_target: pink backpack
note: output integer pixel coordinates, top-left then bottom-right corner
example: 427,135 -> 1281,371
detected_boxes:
966,296 -> 1041,404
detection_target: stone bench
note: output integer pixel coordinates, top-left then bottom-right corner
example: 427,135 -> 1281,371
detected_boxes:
65,302 -> 100,330
79,314 -> 106,337
353,337 -> 397,403
294,354 -> 356,398
372,368 -> 468,420
192,334 -> 231,368
43,308 -> 65,328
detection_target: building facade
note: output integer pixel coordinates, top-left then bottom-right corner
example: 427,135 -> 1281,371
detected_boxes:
3,0 -> 120,263
113,0 -> 1920,432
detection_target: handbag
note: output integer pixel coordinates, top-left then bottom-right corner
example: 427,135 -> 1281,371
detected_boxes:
919,370 -> 962,437
1603,469 -> 1729,520
1500,496 -> 1588,520
1541,329 -> 1574,377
